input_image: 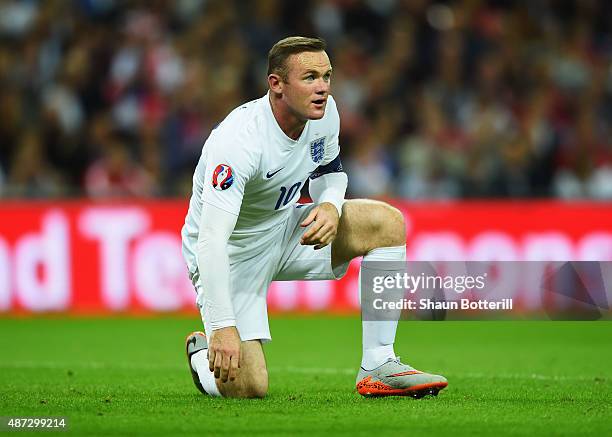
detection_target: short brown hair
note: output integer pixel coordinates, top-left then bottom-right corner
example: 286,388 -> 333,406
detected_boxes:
268,36 -> 327,81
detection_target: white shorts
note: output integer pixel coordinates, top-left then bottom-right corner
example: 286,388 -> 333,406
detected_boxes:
193,203 -> 350,343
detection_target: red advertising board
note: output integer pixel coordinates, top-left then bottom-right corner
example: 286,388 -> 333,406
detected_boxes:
0,200 -> 610,314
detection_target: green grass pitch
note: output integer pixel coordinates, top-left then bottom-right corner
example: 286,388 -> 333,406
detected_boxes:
0,316 -> 611,436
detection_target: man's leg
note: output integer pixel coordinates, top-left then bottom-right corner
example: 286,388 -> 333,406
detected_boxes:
332,199 -> 447,396
189,336 -> 268,398
331,199 -> 406,370
187,234 -> 277,399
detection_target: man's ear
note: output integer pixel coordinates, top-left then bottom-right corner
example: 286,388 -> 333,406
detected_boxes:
268,74 -> 283,95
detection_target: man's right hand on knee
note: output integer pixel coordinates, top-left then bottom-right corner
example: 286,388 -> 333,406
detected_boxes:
209,326 -> 241,383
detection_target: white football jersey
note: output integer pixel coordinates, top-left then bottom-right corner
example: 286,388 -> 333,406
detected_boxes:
181,92 -> 341,274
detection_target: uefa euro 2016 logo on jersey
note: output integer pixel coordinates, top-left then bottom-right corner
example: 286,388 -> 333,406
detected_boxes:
310,137 -> 326,163
212,164 -> 234,190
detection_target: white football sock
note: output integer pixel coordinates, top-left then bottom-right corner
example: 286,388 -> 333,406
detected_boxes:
360,245 -> 406,370
190,350 -> 221,397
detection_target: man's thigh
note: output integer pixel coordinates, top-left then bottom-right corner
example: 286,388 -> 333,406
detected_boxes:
273,203 -> 350,281
331,199 -> 406,268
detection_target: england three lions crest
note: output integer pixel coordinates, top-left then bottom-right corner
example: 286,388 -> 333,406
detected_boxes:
310,137 -> 326,163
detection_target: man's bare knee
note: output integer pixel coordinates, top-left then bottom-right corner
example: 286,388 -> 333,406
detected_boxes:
334,200 -> 407,264
350,200 -> 406,248
216,340 -> 268,398
246,368 -> 268,398
218,367 -> 268,398
380,203 -> 406,246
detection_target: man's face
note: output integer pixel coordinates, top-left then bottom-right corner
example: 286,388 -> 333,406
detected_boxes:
280,51 -> 332,121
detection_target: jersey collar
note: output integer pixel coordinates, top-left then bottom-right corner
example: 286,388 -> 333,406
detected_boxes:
264,91 -> 309,145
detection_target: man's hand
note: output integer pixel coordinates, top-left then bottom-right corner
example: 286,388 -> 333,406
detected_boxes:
208,326 -> 241,383
300,202 -> 340,250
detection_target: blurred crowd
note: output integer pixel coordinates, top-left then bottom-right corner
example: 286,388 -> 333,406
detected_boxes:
0,0 -> 611,199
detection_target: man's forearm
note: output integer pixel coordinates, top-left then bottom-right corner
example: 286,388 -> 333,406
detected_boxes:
197,202 -> 238,330
309,171 -> 348,216
197,236 -> 236,329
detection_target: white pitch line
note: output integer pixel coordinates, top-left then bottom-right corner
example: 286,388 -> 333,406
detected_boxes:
444,372 -> 606,382
269,368 -> 606,382
269,366 -> 355,375
0,362 -> 607,382
0,361 -> 183,370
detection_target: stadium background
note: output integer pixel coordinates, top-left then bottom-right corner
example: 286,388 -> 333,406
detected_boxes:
1,0 -> 611,435
0,0 -> 610,314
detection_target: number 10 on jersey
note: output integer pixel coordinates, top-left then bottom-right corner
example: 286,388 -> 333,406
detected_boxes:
274,182 -> 302,210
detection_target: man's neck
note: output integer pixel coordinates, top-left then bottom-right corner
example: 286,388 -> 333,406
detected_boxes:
269,93 -> 306,140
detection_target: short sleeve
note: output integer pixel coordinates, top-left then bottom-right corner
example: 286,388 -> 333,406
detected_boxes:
201,133 -> 259,216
